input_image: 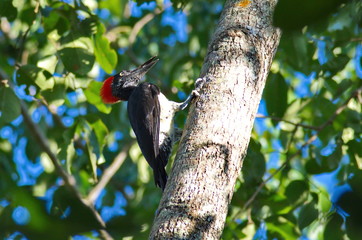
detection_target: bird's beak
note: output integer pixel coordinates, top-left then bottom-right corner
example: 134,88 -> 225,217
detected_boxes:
130,56 -> 159,78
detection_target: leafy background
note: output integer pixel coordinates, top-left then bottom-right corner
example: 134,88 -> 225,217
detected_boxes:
0,0 -> 361,239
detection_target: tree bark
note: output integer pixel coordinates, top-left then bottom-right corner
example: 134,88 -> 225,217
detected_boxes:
150,0 -> 281,239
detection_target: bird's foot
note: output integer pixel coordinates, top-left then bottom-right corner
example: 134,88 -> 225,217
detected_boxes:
191,76 -> 208,98
191,89 -> 200,98
195,76 -> 207,90
178,76 -> 208,110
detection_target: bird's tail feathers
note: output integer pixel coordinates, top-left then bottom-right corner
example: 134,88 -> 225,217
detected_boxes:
153,163 -> 168,191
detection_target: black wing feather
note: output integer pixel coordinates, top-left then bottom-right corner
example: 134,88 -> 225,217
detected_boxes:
127,82 -> 167,190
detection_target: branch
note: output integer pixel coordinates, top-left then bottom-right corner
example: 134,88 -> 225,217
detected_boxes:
19,99 -> 76,191
3,9 -> 114,236
128,5 -> 166,45
40,98 -> 66,129
16,2 -> 39,65
350,37 -> 362,42
16,26 -> 31,65
3,73 -> 113,239
19,98 -> 113,240
243,134 -> 317,210
87,144 -> 131,204
256,114 -> 320,130
243,87 -> 362,210
317,87 -> 361,129
104,6 -> 166,85
128,11 -> 160,44
2,76 -> 80,199
124,5 -> 167,85
256,87 -> 361,132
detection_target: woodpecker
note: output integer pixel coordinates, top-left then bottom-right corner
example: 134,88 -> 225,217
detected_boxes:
100,56 -> 203,191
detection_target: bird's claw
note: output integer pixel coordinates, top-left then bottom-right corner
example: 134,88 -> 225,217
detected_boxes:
191,89 -> 200,98
192,76 -> 208,99
195,77 -> 207,91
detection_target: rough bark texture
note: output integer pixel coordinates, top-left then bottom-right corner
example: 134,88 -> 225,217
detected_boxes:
150,0 -> 281,239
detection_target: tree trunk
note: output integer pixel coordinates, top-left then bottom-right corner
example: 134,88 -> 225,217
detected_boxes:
150,0 -> 281,239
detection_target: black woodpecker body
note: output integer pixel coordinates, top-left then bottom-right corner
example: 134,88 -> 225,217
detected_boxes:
100,56 -> 200,191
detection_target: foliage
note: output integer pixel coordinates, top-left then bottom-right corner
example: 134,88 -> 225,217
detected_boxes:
0,0 -> 361,239
225,1 -> 362,239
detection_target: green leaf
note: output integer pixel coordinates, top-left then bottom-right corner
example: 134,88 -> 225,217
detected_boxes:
0,84 -> 21,126
17,65 -> 55,90
285,180 -> 309,204
298,202 -> 318,230
66,140 -> 75,174
79,120 -> 99,181
279,32 -> 317,74
348,140 -> 362,169
84,81 -> 112,114
99,0 -> 126,16
267,217 -> 298,239
264,73 -> 288,124
43,10 -> 70,35
344,109 -> 362,132
324,214 -> 344,240
20,7 -> 37,25
87,129 -> 99,180
305,158 -> 325,175
63,73 -> 92,90
242,139 -> 266,184
265,193 -> 293,215
299,96 -> 337,128
50,186 -> 102,230
274,0 -> 347,30
322,54 -> 350,74
41,84 -> 66,106
325,143 -> 343,170
37,55 -> 58,74
0,0 -> 17,21
318,191 -> 332,213
94,23 -> 118,74
90,119 -> 109,150
283,98 -> 303,123
306,142 -> 342,174
58,47 -> 95,75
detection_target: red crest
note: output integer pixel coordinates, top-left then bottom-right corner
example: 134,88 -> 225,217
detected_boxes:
100,77 -> 120,103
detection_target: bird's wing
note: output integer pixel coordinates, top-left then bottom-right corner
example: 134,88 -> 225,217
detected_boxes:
128,83 -> 167,190
128,83 -> 167,189
151,90 -> 160,159
127,83 -> 160,169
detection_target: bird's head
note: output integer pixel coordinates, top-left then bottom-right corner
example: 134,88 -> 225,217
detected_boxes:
100,56 -> 159,103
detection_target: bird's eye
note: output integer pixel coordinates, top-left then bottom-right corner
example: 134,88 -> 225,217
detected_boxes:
119,70 -> 127,77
